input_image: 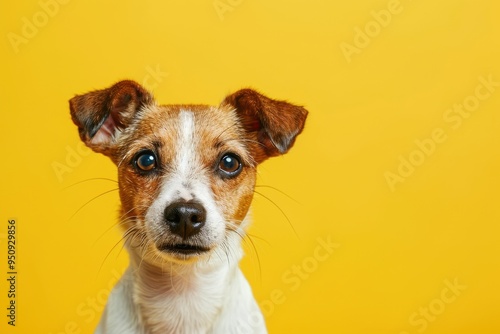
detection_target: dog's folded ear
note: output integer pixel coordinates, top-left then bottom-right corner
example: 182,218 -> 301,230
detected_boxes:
69,80 -> 153,159
222,89 -> 308,163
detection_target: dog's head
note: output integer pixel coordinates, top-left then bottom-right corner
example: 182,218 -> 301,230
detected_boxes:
70,80 -> 307,265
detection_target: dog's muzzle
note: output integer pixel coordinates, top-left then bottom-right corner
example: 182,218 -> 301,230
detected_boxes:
160,201 -> 210,255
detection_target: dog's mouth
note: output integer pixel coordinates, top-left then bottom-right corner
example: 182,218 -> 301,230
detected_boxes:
159,243 -> 210,256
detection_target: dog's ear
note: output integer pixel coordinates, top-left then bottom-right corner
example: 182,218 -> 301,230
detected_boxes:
222,89 -> 308,163
69,80 -> 153,159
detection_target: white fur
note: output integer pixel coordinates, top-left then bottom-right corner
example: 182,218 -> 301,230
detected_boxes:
145,111 -> 226,252
96,227 -> 265,334
95,110 -> 266,334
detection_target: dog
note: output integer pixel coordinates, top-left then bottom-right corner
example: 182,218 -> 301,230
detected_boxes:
69,80 -> 308,334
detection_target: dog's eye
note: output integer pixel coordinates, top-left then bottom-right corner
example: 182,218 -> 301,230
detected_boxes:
135,151 -> 157,172
218,153 -> 242,177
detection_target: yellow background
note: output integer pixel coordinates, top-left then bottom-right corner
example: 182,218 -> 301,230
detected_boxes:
1,0 -> 499,333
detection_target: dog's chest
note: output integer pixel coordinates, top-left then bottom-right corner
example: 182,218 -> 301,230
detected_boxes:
134,267 -> 231,334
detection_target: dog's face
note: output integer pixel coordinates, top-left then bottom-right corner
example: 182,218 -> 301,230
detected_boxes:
114,104 -> 258,264
70,81 -> 307,265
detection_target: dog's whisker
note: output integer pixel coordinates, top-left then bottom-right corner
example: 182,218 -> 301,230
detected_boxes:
246,232 -> 271,246
225,222 -> 263,283
69,188 -> 119,221
255,184 -> 300,204
93,203 -> 153,246
93,215 -> 139,246
121,227 -> 151,265
63,177 -> 118,190
216,239 -> 230,267
244,233 -> 263,284
223,242 -> 231,268
135,238 -> 149,274
253,190 -> 300,240
97,225 -> 138,278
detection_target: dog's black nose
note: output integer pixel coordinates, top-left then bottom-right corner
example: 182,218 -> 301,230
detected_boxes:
164,202 -> 206,239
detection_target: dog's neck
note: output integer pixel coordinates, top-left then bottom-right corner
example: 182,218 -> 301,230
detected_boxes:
126,233 -> 243,334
